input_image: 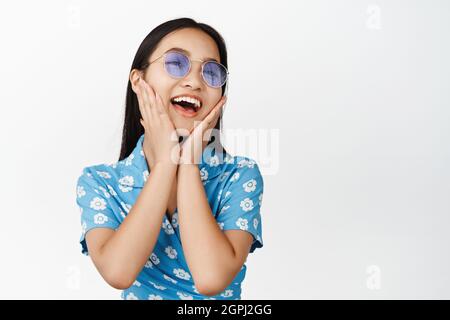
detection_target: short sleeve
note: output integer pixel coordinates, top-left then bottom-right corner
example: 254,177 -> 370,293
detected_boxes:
216,159 -> 264,253
75,168 -> 120,256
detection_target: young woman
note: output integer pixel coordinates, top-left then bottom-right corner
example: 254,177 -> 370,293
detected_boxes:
75,17 -> 264,300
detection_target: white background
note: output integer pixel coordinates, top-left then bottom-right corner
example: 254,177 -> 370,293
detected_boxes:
0,0 -> 449,299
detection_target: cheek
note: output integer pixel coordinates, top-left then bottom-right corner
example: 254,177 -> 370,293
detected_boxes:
207,94 -> 223,108
145,74 -> 171,100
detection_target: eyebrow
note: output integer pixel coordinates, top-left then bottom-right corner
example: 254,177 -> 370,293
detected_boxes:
164,47 -> 219,63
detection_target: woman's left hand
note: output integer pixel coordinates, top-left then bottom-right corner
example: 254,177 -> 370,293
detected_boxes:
179,95 -> 227,165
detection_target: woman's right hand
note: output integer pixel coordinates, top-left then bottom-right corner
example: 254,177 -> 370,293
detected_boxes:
135,77 -> 180,168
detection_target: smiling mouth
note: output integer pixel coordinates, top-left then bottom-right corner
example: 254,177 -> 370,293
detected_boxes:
169,98 -> 203,116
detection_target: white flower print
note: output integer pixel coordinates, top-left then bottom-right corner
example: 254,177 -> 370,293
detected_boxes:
221,289 -> 233,298
98,186 -> 111,198
200,167 -> 209,181
217,189 -> 223,201
246,159 -> 256,168
237,159 -> 248,168
173,268 -> 191,280
219,172 -> 230,182
171,212 -> 179,228
253,218 -> 259,229
150,253 -> 160,265
225,191 -> 232,198
192,285 -> 199,294
217,222 -> 224,230
256,234 -> 262,243
118,185 -> 132,193
165,246 -> 178,259
230,172 -> 240,182
176,292 -> 193,300
144,260 -> 153,269
81,221 -> 87,235
77,186 -> 86,198
220,205 -> 230,214
125,153 -> 134,166
224,155 -> 234,164
126,292 -> 139,300
148,294 -> 163,300
96,171 -> 111,179
90,197 -> 106,211
133,280 -> 141,287
240,198 -> 254,212
243,179 -> 257,193
143,170 -> 149,182
94,213 -> 109,225
162,220 -> 175,235
209,155 -> 220,167
163,274 -> 178,284
236,218 -> 248,231
259,192 -> 263,206
107,185 -> 117,196
140,149 -> 144,156
119,211 -> 126,219
86,172 -> 92,178
119,175 -> 134,186
149,281 -> 166,290
118,176 -> 134,193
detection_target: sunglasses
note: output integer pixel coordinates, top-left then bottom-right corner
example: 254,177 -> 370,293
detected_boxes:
141,50 -> 229,88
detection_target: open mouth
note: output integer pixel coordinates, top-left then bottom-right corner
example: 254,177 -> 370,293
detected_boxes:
170,96 -> 203,117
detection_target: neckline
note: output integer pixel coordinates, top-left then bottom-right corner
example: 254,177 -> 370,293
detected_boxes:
165,208 -> 178,224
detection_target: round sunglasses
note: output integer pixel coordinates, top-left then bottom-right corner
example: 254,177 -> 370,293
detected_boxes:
141,50 -> 229,88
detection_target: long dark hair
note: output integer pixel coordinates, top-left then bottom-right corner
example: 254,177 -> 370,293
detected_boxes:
119,17 -> 228,161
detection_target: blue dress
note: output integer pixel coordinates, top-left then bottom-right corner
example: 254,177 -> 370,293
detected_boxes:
75,133 -> 264,300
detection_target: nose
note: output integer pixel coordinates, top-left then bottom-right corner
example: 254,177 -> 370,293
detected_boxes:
180,60 -> 204,89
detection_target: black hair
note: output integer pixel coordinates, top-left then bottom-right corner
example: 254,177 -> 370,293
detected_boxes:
119,17 -> 228,161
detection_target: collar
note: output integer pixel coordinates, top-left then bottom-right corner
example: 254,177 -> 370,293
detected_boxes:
118,133 -> 230,188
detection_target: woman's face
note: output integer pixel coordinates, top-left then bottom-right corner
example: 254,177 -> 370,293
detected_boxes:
131,28 -> 223,135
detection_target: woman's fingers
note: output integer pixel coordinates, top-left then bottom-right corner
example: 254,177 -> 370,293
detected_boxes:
155,92 -> 168,115
189,96 -> 226,136
135,84 -> 149,127
140,78 -> 159,119
204,96 -> 226,127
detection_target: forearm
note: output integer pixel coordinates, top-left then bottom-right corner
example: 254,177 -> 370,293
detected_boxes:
100,162 -> 177,286
177,164 -> 237,293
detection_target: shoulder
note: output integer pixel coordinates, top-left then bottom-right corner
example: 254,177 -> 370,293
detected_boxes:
220,154 -> 264,187
224,153 -> 261,172
76,160 -> 121,190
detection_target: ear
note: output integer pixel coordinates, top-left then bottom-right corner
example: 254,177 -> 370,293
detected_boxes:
129,69 -> 143,94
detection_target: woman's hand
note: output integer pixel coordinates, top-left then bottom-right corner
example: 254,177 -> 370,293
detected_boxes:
179,95 -> 227,165
135,78 -> 180,168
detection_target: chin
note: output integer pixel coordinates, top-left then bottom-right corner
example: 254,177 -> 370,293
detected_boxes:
172,122 -> 193,136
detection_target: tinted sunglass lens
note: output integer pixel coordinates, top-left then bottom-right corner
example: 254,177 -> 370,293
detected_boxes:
203,61 -> 227,88
164,52 -> 190,77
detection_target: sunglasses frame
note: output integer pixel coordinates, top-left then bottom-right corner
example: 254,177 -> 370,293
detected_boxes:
141,50 -> 229,88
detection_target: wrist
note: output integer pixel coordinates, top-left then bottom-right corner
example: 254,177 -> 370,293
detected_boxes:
178,163 -> 199,172
153,161 -> 179,172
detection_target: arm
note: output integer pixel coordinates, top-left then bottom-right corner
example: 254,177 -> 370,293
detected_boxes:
86,162 -> 177,289
177,164 -> 253,296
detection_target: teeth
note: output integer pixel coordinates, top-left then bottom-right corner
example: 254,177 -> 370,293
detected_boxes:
172,96 -> 201,109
